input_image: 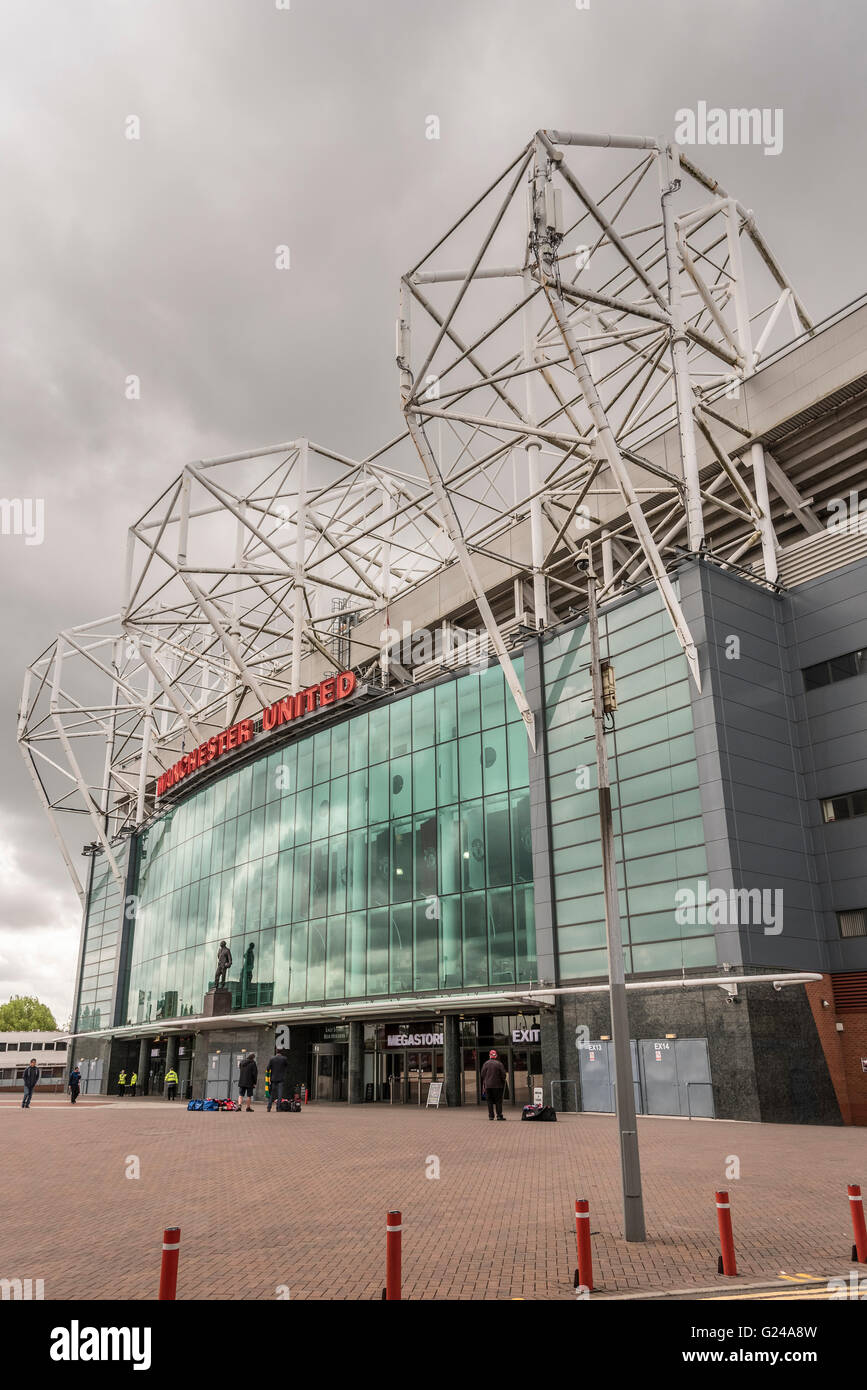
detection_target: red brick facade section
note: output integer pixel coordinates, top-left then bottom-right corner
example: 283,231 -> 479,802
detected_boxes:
805,973 -> 867,1126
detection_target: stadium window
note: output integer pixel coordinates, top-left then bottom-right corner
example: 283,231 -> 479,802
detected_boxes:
837,909 -> 867,939
55,1041 -> 68,1051
822,790 -> 867,822
803,648 -> 865,690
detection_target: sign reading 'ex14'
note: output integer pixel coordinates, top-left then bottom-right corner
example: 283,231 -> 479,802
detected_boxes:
156,670 -> 357,798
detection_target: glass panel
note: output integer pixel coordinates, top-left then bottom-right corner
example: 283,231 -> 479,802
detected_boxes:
390,699 -> 412,758
460,800 -> 486,890
438,806 -> 461,895
367,908 -> 389,993
389,905 -> 412,991
307,918 -> 326,999
390,756 -> 412,819
458,734 -> 483,801
412,688 -> 436,749
313,731 -> 331,786
414,812 -> 438,900
413,900 -> 438,990
413,747 -> 436,812
368,706 -> 389,762
488,887 -> 515,984
326,916 -> 345,998
392,820 -> 413,902
331,721 -> 349,779
296,738 -> 313,790
348,712 -> 368,771
348,769 -> 368,829
484,793 -> 512,886
480,663 -> 506,729
346,911 -> 366,996
435,682 -> 457,743
369,825 -> 390,907
462,893 -> 488,986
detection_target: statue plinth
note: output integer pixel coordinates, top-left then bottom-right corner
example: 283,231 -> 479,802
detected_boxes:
203,988 -> 232,1018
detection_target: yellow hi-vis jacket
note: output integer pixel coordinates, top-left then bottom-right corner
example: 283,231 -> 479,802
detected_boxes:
118,1071 -> 127,1084
165,1070 -> 179,1085
130,1073 -> 138,1086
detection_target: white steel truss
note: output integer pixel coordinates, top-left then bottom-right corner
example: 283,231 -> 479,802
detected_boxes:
19,130 -> 815,899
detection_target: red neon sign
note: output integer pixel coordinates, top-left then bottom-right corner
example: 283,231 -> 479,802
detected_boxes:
155,670 -> 357,799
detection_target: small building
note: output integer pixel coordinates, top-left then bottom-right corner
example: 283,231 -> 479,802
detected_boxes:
0,1033 -> 72,1094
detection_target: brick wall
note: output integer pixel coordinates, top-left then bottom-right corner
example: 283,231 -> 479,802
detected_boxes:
806,974 -> 867,1125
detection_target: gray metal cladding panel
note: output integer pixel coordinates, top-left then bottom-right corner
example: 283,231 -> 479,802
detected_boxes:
718,705 -> 800,751
810,756 -> 867,793
724,754 -> 802,799
827,938 -> 867,972
793,612 -> 867,651
804,675 -> 867,719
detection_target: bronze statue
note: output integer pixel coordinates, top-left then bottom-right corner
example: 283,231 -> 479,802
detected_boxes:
215,939 -> 233,990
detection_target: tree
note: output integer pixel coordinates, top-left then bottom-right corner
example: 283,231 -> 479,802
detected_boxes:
0,995 -> 58,1031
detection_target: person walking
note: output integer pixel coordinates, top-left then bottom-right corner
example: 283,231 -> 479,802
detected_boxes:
164,1067 -> 179,1101
68,1066 -> 82,1104
21,1058 -> 40,1109
237,1053 -> 258,1112
128,1070 -> 138,1097
117,1069 -> 127,1098
480,1049 -> 508,1121
265,1048 -> 289,1111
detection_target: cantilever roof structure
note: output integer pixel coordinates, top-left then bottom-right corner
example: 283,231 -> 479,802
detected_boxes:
21,127 -> 867,907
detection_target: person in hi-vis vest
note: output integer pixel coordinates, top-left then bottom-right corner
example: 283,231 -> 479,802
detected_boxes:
117,1069 -> 127,1097
165,1068 -> 179,1101
129,1071 -> 138,1096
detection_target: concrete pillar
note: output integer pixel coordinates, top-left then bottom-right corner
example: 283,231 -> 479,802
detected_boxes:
164,1035 -> 177,1098
541,1005 -> 578,1111
444,1015 -> 461,1107
136,1037 -> 148,1097
348,1021 -> 364,1104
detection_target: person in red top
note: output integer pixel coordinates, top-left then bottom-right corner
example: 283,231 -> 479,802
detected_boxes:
480,1049 -> 507,1121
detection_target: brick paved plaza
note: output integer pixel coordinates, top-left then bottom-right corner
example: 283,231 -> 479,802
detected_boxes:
1,1100 -> 863,1300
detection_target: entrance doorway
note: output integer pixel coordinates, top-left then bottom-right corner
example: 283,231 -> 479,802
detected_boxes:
379,1049 -> 444,1103
312,1044 -> 347,1101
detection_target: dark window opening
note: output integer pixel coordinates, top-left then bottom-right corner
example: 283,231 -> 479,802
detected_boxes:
804,649 -> 865,690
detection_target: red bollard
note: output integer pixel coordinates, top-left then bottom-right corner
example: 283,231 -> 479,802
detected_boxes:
715,1191 -> 737,1276
573,1199 -> 594,1291
383,1210 -> 402,1301
848,1184 -> 867,1263
158,1226 -> 181,1300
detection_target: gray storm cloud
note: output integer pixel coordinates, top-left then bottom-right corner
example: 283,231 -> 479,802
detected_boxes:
1,0 -> 864,1020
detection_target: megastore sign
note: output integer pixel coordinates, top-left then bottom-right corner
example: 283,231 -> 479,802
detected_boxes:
386,1031 -> 444,1048
156,670 -> 358,799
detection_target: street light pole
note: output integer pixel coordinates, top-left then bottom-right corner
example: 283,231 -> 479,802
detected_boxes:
584,549 -> 647,1242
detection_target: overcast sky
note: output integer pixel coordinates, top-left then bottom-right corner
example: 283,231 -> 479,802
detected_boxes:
1,0 -> 865,1026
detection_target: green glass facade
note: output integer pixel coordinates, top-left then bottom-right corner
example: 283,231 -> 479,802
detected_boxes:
124,660 -> 537,1024
543,586 -> 716,979
76,843 -> 128,1033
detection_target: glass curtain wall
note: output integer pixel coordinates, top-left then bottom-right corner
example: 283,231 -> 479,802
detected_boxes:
125,661 -> 537,1024
544,587 -> 715,979
75,843 -> 128,1033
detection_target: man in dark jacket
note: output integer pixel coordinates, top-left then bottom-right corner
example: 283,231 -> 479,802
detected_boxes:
480,1049 -> 508,1121
68,1066 -> 82,1104
266,1049 -> 289,1112
237,1053 -> 258,1112
22,1059 -> 39,1109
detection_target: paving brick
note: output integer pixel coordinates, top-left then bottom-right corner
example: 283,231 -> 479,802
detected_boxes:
0,1099 -> 862,1299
